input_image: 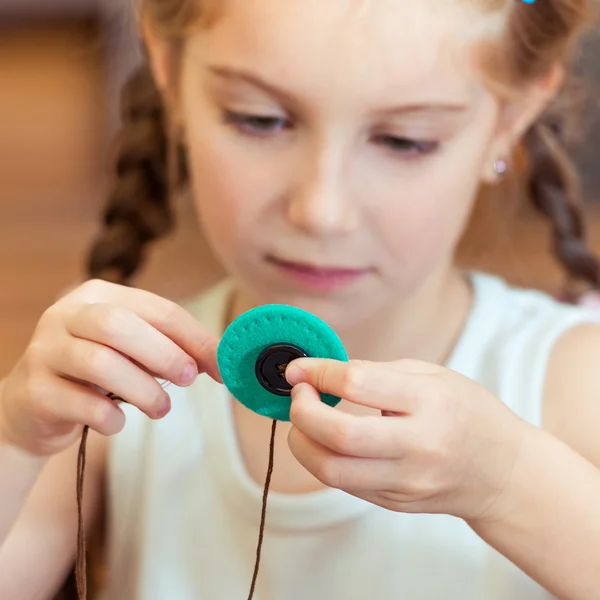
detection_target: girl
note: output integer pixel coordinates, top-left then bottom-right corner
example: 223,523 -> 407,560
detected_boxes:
2,0 -> 600,598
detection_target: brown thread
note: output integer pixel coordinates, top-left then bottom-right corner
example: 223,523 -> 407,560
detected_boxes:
76,425 -> 89,600
247,419 -> 278,600
74,405 -> 277,600
75,392 -> 123,599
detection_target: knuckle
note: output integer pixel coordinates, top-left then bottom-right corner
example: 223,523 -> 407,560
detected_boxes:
394,358 -> 440,375
315,364 -> 330,393
413,471 -> 441,498
330,420 -> 357,454
394,357 -> 417,369
96,305 -> 134,339
35,307 -> 66,342
24,374 -> 48,406
24,339 -> 48,369
156,350 -> 185,377
194,329 -> 215,358
423,439 -> 448,465
78,278 -> 111,299
28,379 -> 58,423
420,425 -> 454,466
82,345 -> 114,379
315,458 -> 343,489
154,299 -> 181,324
339,362 -> 366,399
429,376 -> 454,406
38,304 -> 60,327
435,387 -> 454,412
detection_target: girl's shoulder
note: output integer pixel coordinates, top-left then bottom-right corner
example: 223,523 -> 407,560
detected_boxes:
463,271 -> 600,351
449,272 -> 600,427
471,270 -> 590,315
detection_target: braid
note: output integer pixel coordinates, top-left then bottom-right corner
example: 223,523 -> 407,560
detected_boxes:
524,106 -> 600,297
87,62 -> 187,284
73,65 -> 193,600
75,61 -> 193,595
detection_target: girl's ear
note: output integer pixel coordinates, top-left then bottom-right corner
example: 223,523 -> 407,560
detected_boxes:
142,18 -> 174,96
481,63 -> 564,183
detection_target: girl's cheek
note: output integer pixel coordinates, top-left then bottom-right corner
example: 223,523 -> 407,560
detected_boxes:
374,177 -> 478,276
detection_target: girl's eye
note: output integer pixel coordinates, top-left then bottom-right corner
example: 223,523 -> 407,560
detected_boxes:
224,111 -> 290,136
373,134 -> 439,157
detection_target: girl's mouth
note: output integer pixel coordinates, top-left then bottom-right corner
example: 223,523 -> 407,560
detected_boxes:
267,256 -> 372,292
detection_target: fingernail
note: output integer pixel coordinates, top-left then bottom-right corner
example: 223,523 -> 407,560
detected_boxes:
156,393 -> 171,418
291,384 -> 301,400
285,364 -> 304,386
181,363 -> 197,385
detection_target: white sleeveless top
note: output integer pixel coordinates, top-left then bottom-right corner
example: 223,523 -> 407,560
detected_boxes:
99,273 -> 599,600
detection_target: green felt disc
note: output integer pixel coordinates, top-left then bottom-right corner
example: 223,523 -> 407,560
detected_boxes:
217,304 -> 348,421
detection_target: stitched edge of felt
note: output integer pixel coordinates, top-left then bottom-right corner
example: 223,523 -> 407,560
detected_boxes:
218,304 -> 348,421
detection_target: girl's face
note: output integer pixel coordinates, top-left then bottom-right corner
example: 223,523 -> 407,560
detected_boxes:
174,0 -> 507,326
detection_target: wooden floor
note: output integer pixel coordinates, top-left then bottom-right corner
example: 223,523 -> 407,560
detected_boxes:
1,20 -> 600,378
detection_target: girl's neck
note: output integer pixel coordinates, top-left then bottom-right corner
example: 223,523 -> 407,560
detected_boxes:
347,267 -> 472,366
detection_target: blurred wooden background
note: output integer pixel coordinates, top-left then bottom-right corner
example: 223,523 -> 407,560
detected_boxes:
0,18 -> 224,377
1,16 -> 600,379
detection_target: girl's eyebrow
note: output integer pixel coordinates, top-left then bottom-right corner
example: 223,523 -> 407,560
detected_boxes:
208,65 -> 297,104
376,103 -> 469,117
208,64 -> 470,116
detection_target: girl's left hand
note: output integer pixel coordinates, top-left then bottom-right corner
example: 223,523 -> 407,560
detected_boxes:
285,358 -> 530,522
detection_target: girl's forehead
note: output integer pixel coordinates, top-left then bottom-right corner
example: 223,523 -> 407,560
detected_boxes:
189,0 -> 489,101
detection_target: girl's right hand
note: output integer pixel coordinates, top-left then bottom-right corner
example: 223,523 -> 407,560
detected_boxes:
0,279 -> 222,457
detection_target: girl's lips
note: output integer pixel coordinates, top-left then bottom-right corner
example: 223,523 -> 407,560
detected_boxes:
267,256 -> 372,292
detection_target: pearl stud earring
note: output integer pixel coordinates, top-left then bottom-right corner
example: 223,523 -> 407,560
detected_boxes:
493,158 -> 508,177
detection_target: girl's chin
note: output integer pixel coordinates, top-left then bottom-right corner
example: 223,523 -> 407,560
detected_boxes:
242,279 -> 379,331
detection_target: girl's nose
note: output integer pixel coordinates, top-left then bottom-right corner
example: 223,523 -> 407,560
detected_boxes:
287,160 -> 360,237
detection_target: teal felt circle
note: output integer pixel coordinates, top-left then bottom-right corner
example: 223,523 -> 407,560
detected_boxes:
217,304 -> 348,421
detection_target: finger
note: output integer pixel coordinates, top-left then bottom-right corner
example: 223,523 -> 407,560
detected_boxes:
288,425 -> 398,492
65,303 -> 199,388
47,336 -> 170,420
289,382 -> 413,458
286,358 -> 420,413
73,281 -> 222,382
38,376 -> 126,436
345,490 -> 418,513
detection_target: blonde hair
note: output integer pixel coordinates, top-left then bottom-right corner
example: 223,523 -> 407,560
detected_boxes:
87,0 -> 599,292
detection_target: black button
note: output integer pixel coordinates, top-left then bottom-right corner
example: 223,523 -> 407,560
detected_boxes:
255,344 -> 308,396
